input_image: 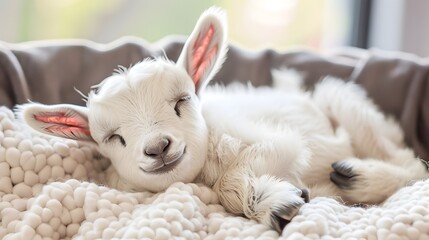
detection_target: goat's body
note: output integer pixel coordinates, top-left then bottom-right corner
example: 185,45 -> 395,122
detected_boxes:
200,84 -> 330,188
197,76 -> 429,217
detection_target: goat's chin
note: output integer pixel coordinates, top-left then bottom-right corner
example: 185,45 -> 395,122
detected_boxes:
125,152 -> 206,193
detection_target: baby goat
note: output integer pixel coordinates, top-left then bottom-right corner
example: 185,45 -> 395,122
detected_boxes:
20,7 -> 429,231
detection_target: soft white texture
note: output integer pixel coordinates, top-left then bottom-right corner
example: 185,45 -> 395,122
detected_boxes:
1,106 -> 429,239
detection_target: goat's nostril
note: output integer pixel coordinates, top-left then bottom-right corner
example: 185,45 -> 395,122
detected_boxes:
144,150 -> 157,157
161,138 -> 170,153
144,137 -> 171,158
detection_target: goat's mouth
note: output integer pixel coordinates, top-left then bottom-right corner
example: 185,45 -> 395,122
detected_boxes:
140,148 -> 186,174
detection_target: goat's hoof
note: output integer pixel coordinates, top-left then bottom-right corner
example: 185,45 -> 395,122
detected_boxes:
330,161 -> 358,189
329,158 -> 400,204
271,201 -> 303,232
270,189 -> 309,232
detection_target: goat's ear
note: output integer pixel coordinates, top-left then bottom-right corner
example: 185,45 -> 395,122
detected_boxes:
18,103 -> 94,142
176,7 -> 228,96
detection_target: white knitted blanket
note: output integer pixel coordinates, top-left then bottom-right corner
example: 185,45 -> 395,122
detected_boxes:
1,106 -> 428,239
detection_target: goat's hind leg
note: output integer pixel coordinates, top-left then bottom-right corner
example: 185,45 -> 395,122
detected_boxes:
313,78 -> 429,203
330,155 -> 429,204
312,77 -> 404,160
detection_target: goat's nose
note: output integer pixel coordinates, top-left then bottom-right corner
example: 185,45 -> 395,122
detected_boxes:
144,137 -> 171,158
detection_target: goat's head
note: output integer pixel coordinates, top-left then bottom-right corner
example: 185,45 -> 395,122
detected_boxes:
19,7 -> 228,192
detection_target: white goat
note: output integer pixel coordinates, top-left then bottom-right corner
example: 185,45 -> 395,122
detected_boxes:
20,7 -> 429,231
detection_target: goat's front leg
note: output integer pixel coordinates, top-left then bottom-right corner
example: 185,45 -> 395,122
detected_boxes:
213,167 -> 308,232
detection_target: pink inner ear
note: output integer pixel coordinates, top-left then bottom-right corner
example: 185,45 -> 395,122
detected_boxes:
45,125 -> 90,135
34,111 -> 90,136
191,24 -> 218,84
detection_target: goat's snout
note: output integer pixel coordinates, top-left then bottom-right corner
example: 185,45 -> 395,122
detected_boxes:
144,136 -> 171,159
142,134 -> 187,173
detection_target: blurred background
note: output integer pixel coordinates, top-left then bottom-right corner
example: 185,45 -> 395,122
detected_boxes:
0,0 -> 428,56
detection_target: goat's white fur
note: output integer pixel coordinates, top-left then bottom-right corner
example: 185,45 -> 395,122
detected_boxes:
19,7 -> 429,231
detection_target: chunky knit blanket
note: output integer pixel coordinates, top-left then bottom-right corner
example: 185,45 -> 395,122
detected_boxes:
0,106 -> 428,239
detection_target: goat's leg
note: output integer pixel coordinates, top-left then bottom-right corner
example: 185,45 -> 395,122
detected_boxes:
330,157 -> 429,204
313,78 -> 404,161
207,127 -> 310,231
313,79 -> 429,203
213,168 -> 308,232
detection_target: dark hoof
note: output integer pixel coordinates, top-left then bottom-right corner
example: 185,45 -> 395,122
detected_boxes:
330,161 -> 357,189
300,188 -> 310,203
272,213 -> 291,232
271,201 -> 304,232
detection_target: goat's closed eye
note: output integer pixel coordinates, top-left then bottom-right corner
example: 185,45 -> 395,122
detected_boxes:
174,95 -> 191,117
106,134 -> 126,147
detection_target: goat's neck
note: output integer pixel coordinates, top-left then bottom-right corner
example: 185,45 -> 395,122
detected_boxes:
105,165 -> 139,191
196,128 -> 247,187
